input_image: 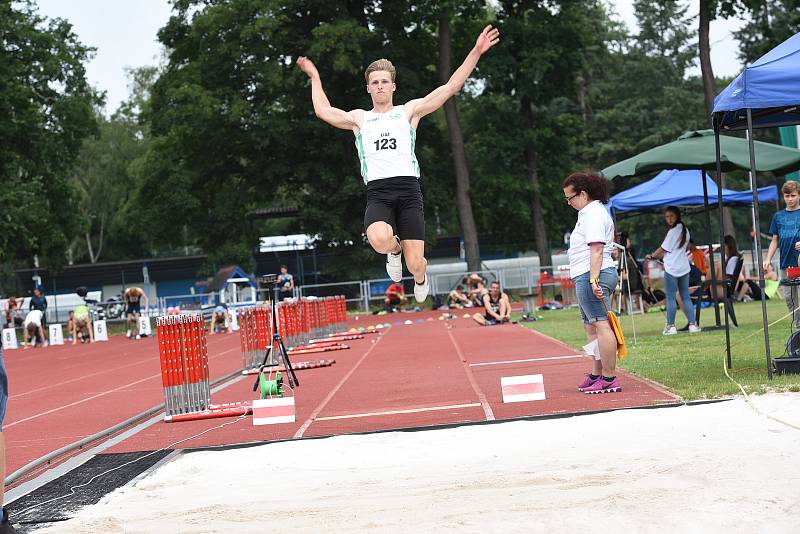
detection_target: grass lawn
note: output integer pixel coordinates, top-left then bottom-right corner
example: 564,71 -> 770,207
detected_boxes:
520,298 -> 800,400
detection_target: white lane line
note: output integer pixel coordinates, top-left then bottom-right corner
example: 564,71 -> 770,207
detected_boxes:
314,402 -> 483,422
470,355 -> 583,367
293,334 -> 385,439
5,346 -> 240,429
446,329 -> 495,421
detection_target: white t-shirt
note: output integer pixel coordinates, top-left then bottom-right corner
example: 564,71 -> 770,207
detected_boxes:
661,224 -> 691,277
568,200 -> 616,278
24,309 -> 43,328
355,104 -> 420,184
726,255 -> 740,276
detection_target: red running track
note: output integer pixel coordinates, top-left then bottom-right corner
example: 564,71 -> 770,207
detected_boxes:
104,311 -> 677,454
5,311 -> 677,482
3,332 -> 242,477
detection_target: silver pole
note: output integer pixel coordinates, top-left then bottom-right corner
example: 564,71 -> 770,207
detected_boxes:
746,110 -> 773,379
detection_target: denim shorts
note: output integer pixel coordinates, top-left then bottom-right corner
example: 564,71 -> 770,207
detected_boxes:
573,267 -> 618,324
0,347 -> 7,431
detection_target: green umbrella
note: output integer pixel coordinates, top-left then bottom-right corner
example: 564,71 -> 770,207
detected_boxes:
601,129 -> 800,179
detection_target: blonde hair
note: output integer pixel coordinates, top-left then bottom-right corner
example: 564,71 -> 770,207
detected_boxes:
782,180 -> 799,195
364,59 -> 396,83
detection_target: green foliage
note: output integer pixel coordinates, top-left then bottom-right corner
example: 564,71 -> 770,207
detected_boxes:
6,0 -> 800,279
69,114 -> 151,263
0,0 -> 101,272
134,0 -> 457,268
734,1 -> 800,63
579,0 -> 707,170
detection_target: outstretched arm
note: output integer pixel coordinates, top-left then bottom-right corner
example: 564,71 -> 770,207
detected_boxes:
406,25 -> 500,122
297,56 -> 361,131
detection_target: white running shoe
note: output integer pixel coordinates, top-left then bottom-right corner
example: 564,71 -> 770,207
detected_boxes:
386,237 -> 403,282
414,276 -> 429,303
688,324 -> 702,333
662,325 -> 677,336
126,329 -> 132,338
135,334 -> 141,340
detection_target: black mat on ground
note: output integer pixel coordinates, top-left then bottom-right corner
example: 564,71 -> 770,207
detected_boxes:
7,450 -> 173,532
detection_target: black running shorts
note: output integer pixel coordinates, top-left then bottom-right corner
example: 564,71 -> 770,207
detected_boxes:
363,176 -> 425,241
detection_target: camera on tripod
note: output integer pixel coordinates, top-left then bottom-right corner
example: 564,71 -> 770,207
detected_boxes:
251,273 -> 299,389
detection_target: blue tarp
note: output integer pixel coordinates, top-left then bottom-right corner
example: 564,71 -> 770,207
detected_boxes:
713,32 -> 800,130
608,169 -> 778,214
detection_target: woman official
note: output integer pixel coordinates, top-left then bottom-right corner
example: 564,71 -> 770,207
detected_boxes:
563,171 -> 621,394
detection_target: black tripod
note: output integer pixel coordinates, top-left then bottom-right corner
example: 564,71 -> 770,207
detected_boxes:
252,278 -> 298,391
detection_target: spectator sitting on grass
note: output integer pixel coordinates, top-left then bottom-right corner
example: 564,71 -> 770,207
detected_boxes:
762,264 -> 782,300
447,285 -> 472,308
688,239 -> 708,278
472,281 -> 511,326
540,294 -> 564,310
466,274 -> 487,307
209,305 -> 232,334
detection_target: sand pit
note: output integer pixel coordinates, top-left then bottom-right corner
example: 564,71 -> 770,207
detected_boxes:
36,393 -> 800,534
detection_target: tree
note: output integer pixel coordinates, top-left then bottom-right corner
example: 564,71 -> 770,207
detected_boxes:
0,0 -> 101,274
581,0 -> 705,169
734,0 -> 800,63
698,0 -> 717,121
136,0 -> 455,271
698,0 -> 756,233
69,115 -> 150,263
474,1 -> 607,270
436,9 -> 482,272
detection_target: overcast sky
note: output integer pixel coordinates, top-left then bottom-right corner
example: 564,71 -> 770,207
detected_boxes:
33,0 -> 748,116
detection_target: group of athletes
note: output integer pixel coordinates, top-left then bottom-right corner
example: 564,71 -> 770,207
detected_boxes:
17,286 -> 150,348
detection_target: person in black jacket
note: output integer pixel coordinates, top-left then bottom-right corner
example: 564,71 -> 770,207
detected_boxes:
29,287 -> 47,316
28,287 -> 48,344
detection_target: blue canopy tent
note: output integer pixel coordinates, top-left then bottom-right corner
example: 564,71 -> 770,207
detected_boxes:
713,31 -> 800,378
608,169 -> 779,215
714,32 -> 800,131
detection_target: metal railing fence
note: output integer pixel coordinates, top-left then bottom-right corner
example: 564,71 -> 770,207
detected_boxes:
294,264 -> 578,313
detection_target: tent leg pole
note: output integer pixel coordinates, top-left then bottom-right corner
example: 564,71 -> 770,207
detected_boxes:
700,169 -> 722,328
714,126 -> 733,370
625,253 -> 637,346
746,109 -> 773,379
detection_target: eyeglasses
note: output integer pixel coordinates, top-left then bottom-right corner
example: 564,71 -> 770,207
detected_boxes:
565,192 -> 581,204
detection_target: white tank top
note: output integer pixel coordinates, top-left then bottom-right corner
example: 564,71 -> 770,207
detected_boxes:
355,104 -> 421,184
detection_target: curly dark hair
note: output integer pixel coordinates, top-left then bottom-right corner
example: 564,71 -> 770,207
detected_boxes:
562,170 -> 611,204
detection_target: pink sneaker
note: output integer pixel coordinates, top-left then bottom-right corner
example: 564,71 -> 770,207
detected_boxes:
583,376 -> 622,394
577,374 -> 600,391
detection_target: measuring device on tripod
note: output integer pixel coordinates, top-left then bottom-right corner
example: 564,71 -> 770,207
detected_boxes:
252,273 -> 299,397
776,267 -> 800,373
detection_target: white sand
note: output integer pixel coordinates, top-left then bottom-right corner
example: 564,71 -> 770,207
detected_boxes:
37,394 -> 800,534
